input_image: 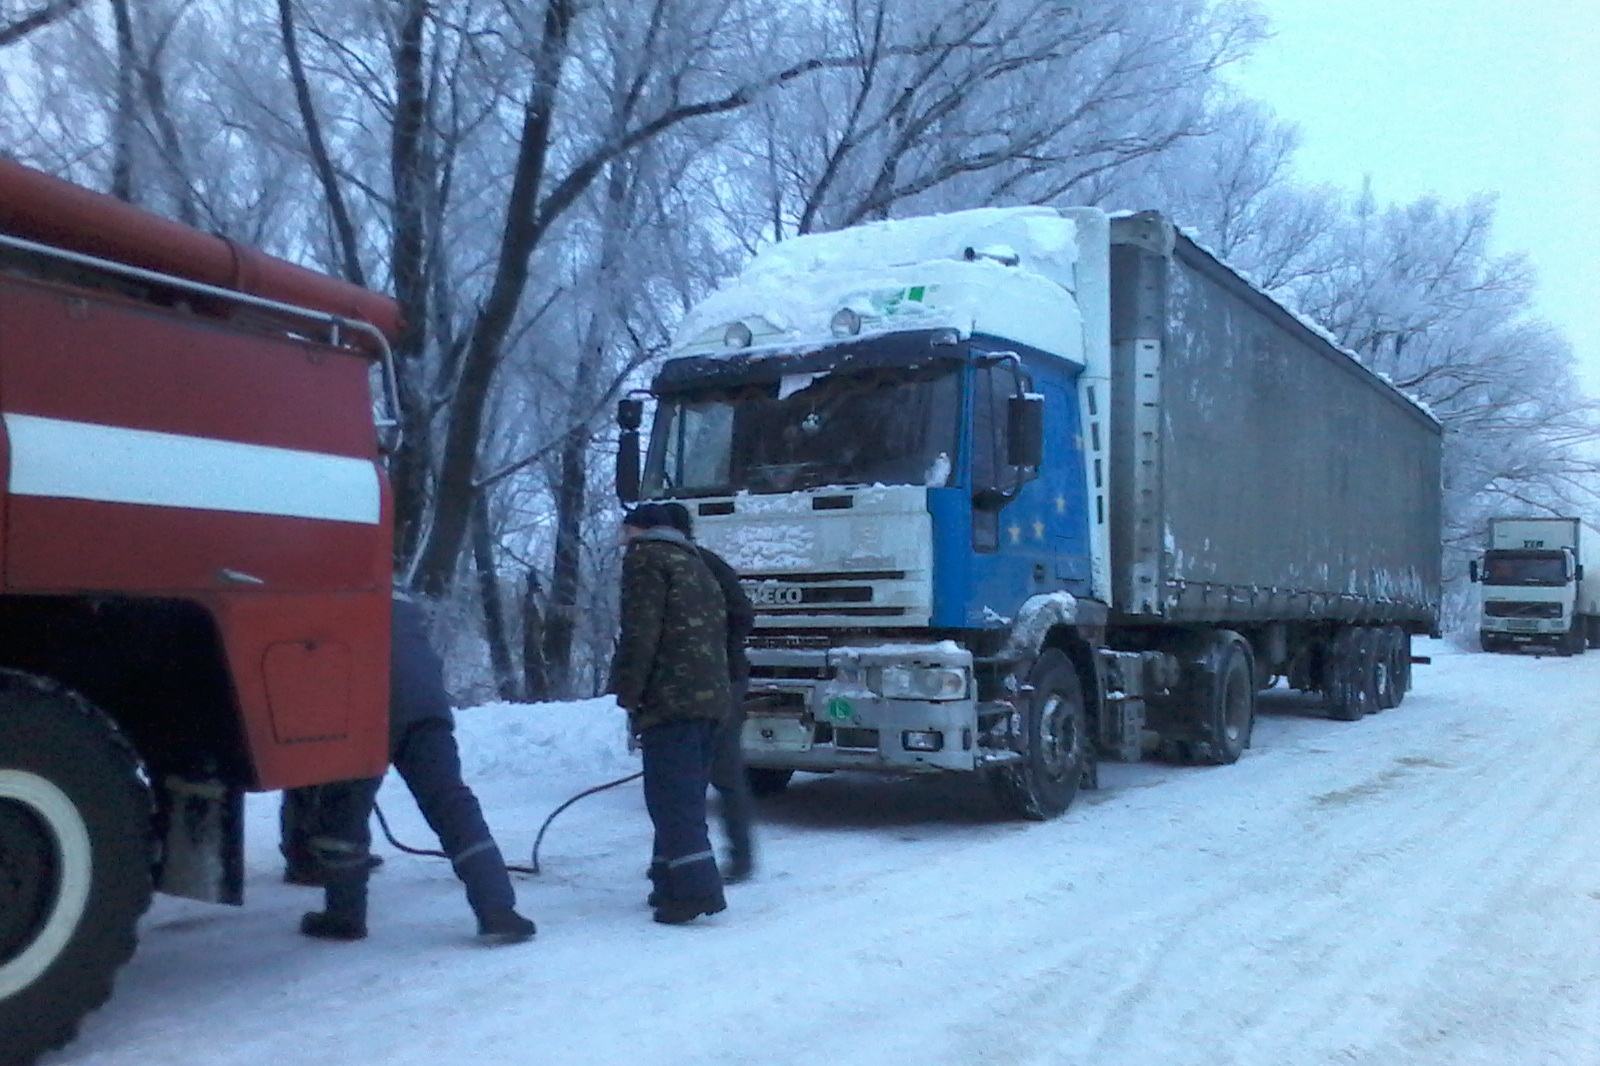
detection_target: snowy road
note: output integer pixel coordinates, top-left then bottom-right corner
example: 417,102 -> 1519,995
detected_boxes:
45,639 -> 1600,1065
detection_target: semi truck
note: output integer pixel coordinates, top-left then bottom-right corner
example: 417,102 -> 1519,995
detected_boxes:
1472,516 -> 1600,655
0,159 -> 399,1064
617,206 -> 1441,819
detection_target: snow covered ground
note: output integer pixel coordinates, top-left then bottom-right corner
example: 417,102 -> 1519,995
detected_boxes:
45,638 -> 1600,1065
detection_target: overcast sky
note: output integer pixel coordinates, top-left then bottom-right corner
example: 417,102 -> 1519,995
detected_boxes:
1226,0 -> 1600,392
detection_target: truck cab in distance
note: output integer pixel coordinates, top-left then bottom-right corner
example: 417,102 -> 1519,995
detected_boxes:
1472,517 -> 1600,655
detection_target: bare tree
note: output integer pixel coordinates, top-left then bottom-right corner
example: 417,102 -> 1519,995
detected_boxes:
0,0 -> 86,48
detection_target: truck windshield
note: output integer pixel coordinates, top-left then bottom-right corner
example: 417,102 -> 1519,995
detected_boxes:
644,365 -> 960,496
1483,552 -> 1568,586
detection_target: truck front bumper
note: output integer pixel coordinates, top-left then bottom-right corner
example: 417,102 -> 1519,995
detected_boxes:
741,642 -> 984,774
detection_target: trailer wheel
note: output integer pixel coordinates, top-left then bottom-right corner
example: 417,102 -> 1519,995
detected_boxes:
1392,627 -> 1413,705
990,649 -> 1087,820
1326,628 -> 1377,721
1374,627 -> 1406,710
745,768 -> 794,797
1205,639 -> 1255,764
1156,633 -> 1254,766
0,672 -> 152,1066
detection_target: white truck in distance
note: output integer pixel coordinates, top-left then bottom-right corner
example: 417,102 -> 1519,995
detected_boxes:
1473,516 -> 1600,655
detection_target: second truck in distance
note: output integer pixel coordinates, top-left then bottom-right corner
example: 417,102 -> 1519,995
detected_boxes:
618,206 -> 1442,819
1473,516 -> 1600,655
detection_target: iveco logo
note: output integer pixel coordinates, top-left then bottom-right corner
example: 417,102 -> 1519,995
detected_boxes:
745,582 -> 803,606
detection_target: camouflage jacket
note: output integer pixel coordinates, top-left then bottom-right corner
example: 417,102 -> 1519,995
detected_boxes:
609,529 -> 731,734
696,545 -> 754,685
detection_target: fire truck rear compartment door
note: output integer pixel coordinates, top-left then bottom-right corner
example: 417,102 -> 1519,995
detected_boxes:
262,640 -> 353,743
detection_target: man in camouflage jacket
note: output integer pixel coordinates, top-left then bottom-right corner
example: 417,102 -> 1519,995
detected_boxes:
609,503 -> 731,923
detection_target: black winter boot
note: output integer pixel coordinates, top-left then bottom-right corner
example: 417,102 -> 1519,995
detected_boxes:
476,909 -> 537,944
652,892 -> 727,925
300,910 -> 368,940
301,866 -> 369,940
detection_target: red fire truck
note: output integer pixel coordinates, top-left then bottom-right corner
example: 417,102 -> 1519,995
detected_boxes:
0,159 -> 399,1064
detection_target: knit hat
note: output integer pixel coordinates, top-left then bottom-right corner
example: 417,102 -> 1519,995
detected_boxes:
622,503 -> 674,530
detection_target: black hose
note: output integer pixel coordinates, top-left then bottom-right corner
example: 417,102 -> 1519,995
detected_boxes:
527,772 -> 643,874
371,769 -> 644,877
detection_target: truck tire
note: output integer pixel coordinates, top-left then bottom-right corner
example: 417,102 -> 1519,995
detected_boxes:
1326,628 -> 1377,721
1374,627 -> 1404,710
0,672 -> 152,1066
1390,627 -> 1412,706
745,768 -> 794,797
1561,625 -> 1586,657
1478,630 -> 1496,654
1587,617 -> 1600,650
1158,634 -> 1255,765
990,649 -> 1088,820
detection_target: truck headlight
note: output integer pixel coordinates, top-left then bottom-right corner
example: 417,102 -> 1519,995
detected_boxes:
874,665 -> 968,701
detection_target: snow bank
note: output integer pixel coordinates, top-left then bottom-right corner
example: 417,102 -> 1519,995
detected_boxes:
452,696 -> 638,783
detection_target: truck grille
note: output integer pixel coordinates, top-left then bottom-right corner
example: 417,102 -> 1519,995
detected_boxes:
1484,601 -> 1562,618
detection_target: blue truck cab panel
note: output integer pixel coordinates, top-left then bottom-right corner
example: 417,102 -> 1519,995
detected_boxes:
930,340 -> 1093,630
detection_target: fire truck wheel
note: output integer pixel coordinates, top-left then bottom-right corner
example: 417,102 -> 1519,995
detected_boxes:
0,671 -> 152,1066
745,768 -> 794,797
990,649 -> 1087,821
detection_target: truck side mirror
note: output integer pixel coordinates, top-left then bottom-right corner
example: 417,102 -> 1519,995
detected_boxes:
615,399 -> 644,504
1007,394 -> 1043,468
1468,560 -> 1479,583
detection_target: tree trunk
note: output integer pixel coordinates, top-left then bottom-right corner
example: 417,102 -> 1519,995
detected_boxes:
277,0 -> 365,287
540,422 -> 588,698
521,569 -> 551,702
108,0 -> 136,202
471,489 -> 521,701
388,0 -> 435,570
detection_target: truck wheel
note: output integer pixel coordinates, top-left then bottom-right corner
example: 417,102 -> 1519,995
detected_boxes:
1326,628 -> 1376,721
990,649 -> 1087,820
1562,626 -> 1587,657
1156,634 -> 1254,766
745,768 -> 794,797
1390,627 -> 1412,706
1374,627 -> 1404,710
0,672 -> 152,1066
1587,618 -> 1600,650
1205,639 -> 1255,764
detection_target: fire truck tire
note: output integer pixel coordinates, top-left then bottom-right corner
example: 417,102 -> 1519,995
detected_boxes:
745,768 -> 794,797
990,649 -> 1087,821
0,671 -> 152,1066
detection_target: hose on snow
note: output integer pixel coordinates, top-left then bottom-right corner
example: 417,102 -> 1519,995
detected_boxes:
372,769 -> 644,877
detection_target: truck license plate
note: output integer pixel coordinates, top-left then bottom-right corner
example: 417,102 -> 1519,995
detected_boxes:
1506,620 -> 1540,632
744,716 -> 812,753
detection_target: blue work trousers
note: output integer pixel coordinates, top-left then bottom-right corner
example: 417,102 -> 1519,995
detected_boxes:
641,718 -> 724,903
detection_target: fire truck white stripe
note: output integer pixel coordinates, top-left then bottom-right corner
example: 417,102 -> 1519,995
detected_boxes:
3,413 -> 381,524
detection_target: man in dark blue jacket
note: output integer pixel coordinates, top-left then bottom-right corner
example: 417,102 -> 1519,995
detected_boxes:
294,594 -> 536,944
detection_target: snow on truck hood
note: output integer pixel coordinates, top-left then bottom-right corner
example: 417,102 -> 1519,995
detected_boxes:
674,207 -> 1088,365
